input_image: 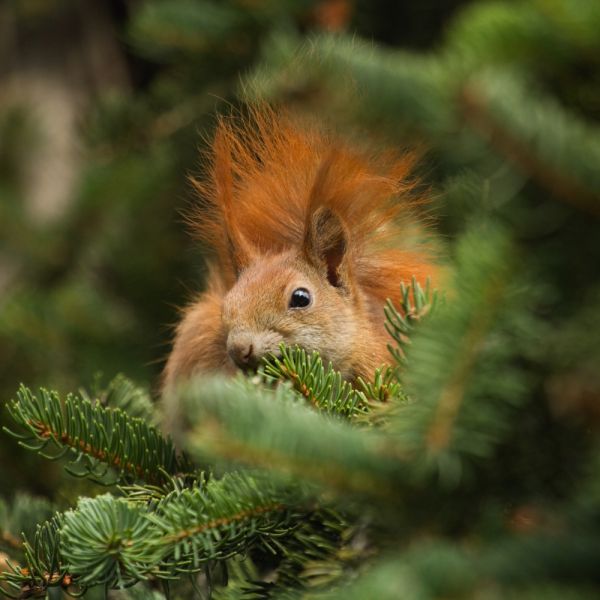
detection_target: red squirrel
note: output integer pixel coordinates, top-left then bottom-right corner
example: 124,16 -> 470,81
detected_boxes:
162,107 -> 436,392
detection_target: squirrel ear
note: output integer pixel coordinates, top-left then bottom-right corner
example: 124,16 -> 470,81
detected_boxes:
304,207 -> 349,288
213,125 -> 255,276
226,228 -> 255,276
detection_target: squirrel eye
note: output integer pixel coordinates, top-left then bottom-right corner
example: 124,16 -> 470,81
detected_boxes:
289,287 -> 312,309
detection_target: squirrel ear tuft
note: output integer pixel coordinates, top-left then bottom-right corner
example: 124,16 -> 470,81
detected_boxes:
305,207 -> 348,288
226,228 -> 255,276
304,151 -> 350,289
213,125 -> 255,276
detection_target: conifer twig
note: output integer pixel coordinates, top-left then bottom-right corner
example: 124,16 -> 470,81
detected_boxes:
3,386 -> 187,486
384,277 -> 438,367
262,345 -> 368,418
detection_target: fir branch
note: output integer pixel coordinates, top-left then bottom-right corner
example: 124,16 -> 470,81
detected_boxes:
1,473 -> 314,593
149,472 -> 311,571
60,494 -> 157,588
247,34 -> 449,138
272,510 -> 370,596
445,0 -> 600,73
356,366 -> 403,405
0,516 -> 74,600
354,367 -> 409,429
3,385 -> 187,486
261,345 -> 368,419
460,75 -> 600,216
393,227 -> 533,485
221,507 -> 360,599
347,278 -> 438,425
384,277 -> 438,367
82,373 -> 157,423
177,378 -> 406,499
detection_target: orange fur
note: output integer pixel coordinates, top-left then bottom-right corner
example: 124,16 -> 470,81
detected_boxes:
192,108 -> 431,294
163,106 -> 436,392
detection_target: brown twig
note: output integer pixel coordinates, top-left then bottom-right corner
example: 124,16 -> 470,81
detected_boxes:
27,420 -> 159,484
166,502 -> 286,543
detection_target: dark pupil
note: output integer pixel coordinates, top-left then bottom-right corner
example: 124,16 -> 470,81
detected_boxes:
290,288 -> 311,308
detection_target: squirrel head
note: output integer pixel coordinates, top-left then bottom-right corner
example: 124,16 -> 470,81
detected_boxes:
168,106 -> 436,386
221,205 -> 360,377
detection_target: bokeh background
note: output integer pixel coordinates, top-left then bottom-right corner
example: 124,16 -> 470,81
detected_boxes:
1,0 -> 599,509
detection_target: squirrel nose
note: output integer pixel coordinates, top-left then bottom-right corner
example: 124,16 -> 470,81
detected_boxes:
227,335 -> 258,370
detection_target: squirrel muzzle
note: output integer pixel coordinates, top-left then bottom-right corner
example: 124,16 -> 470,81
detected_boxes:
226,329 -> 283,371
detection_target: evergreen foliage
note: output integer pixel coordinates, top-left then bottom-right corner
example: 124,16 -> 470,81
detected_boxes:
2,0 -> 600,598
262,346 -> 368,418
3,385 -> 187,486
